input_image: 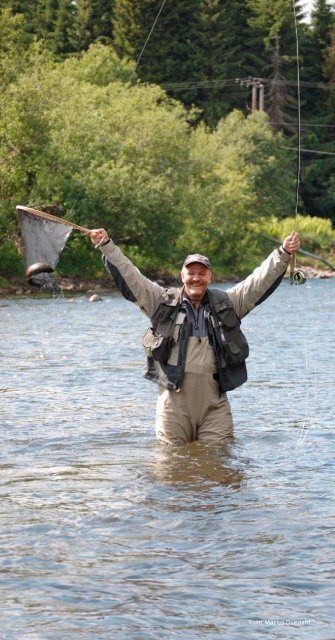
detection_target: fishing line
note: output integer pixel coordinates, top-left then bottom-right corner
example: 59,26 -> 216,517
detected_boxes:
294,279 -> 320,447
292,0 -> 301,228
127,0 -> 168,85
290,1 -> 317,446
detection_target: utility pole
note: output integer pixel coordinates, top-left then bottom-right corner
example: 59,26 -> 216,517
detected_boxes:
237,77 -> 265,112
251,82 -> 258,112
258,82 -> 264,111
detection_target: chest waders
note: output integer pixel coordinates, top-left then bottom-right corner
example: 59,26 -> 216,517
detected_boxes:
142,289 -> 249,444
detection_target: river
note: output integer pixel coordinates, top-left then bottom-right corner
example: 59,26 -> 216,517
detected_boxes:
0,278 -> 334,639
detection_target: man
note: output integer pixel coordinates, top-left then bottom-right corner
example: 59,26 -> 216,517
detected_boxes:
90,228 -> 300,445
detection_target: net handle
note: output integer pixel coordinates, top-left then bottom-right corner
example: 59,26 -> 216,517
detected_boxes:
16,206 -> 91,234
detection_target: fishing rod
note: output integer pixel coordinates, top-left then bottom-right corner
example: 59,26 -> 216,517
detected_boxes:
289,0 -> 306,286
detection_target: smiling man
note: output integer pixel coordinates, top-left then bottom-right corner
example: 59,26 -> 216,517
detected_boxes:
181,254 -> 212,307
90,229 -> 300,445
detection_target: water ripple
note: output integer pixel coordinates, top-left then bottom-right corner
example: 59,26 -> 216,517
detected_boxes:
1,282 -> 334,638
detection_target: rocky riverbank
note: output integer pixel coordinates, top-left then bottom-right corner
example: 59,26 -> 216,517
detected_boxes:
1,265 -> 334,297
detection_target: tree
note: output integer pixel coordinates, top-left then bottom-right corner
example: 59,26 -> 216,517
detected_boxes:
0,46 -> 53,250
0,7 -> 33,90
71,0 -> 115,51
0,0 -> 35,29
247,0 -> 305,50
51,0 -> 76,54
300,0 -> 334,119
113,0 -> 205,107
325,26 -> 335,112
32,0 -> 75,54
177,110 -> 296,273
247,0 -> 305,122
60,41 -> 134,86
0,43 -> 194,273
196,0 -> 266,124
0,0 -> 76,53
299,3 -> 335,220
268,35 -> 296,134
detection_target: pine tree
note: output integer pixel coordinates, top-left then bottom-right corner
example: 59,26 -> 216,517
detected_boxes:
0,7 -> 33,90
325,26 -> 335,112
71,0 -> 115,51
112,0 -> 205,107
301,6 -> 335,220
0,0 -> 36,34
53,0 -> 76,54
247,0 -> 306,132
33,0 -> 75,54
312,0 -> 333,51
198,0 -> 266,124
247,0 -> 305,52
301,0 -> 334,118
268,35 -> 296,134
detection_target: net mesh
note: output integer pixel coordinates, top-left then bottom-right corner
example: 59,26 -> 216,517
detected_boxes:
18,209 -> 72,290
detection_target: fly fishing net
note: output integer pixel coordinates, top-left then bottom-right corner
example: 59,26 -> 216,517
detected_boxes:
17,206 -> 72,291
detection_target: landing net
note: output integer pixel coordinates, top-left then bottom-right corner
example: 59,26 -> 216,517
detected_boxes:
18,207 -> 72,291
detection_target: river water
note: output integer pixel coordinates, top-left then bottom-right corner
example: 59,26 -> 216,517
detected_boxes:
0,278 -> 334,639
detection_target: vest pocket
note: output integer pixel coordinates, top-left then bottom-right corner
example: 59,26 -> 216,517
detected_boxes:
216,306 -> 237,327
224,333 -> 249,365
142,327 -> 175,363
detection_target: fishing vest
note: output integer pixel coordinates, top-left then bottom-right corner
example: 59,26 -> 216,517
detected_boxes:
142,287 -> 249,394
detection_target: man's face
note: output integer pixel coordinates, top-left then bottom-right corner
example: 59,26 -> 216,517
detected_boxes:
181,262 -> 212,303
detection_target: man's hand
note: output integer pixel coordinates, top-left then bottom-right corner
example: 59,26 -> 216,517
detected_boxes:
282,231 -> 300,254
89,228 -> 109,246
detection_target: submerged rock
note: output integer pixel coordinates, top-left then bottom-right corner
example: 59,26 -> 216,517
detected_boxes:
89,294 -> 103,302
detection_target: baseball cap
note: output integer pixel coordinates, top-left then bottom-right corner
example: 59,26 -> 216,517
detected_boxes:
182,253 -> 212,270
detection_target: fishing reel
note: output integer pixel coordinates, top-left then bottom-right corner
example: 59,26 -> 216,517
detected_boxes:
289,269 -> 306,285
289,250 -> 306,286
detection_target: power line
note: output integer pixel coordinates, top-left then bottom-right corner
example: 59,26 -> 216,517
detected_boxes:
281,146 -> 335,157
270,121 -> 335,129
160,79 -> 247,90
259,78 -> 332,90
160,77 -> 334,91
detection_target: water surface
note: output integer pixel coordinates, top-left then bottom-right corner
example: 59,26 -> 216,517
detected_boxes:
0,279 -> 334,639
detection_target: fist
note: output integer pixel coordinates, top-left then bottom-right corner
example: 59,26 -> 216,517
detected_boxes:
283,231 -> 300,254
89,228 -> 109,246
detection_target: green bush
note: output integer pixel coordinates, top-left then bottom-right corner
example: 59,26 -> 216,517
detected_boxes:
250,215 -> 335,263
0,241 -> 24,278
57,234 -> 105,278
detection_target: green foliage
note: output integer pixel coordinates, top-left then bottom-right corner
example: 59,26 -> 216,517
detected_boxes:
0,44 -> 192,274
176,110 -> 296,273
302,149 -> 335,223
0,239 -> 23,278
32,71 -> 191,270
72,0 -> 114,51
113,0 -> 206,106
57,234 -> 103,278
299,10 -> 335,222
251,214 -> 335,256
0,45 -> 54,237
60,42 -> 134,84
247,0 -> 304,49
0,8 -> 33,90
197,0 -> 266,124
1,2 -> 335,288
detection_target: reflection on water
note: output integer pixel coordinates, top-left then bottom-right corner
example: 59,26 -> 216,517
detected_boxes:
0,280 -> 334,638
150,442 -> 244,489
